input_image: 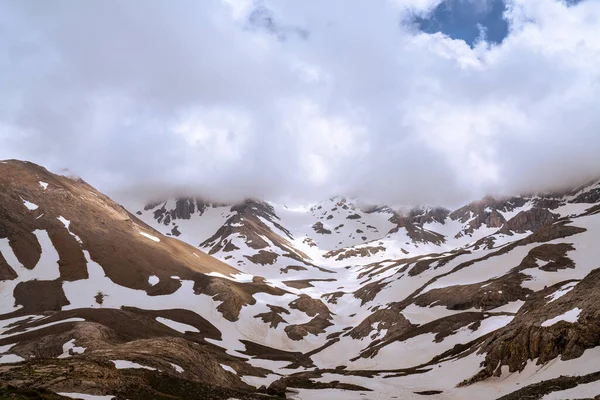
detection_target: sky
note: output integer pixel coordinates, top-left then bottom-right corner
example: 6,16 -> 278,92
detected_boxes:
1,0 -> 599,208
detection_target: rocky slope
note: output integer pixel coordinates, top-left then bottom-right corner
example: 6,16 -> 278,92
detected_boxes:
0,160 -> 281,399
2,159 -> 600,399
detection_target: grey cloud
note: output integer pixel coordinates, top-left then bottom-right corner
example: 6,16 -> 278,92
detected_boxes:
0,0 -> 599,210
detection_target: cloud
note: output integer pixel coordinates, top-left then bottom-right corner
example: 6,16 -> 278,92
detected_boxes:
0,0 -> 599,209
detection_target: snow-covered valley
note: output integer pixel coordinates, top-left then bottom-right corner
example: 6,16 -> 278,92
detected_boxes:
2,159 -> 600,399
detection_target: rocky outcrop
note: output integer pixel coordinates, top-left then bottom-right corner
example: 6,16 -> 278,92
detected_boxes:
254,305 -> 290,328
412,273 -> 532,311
501,208 -> 558,234
284,295 -> 334,340
201,199 -> 310,264
312,221 -> 331,234
323,245 -> 386,261
348,309 -> 413,340
245,250 -> 279,265
389,212 -> 446,244
463,268 -> 600,385
149,198 -> 212,225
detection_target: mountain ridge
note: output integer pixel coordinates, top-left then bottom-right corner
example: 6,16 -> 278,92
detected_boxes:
2,159 -> 600,399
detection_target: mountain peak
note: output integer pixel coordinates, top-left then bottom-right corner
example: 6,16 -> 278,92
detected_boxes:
2,160 -> 600,399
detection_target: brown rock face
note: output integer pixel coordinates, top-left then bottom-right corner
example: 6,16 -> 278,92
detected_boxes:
412,273 -> 532,311
244,250 -> 279,265
312,221 -> 332,234
0,252 -> 17,280
388,211 -> 446,245
13,280 -> 70,313
284,295 -> 334,340
254,305 -> 290,328
149,198 -> 211,225
348,309 -> 413,340
463,267 -> 600,386
324,245 -> 386,261
200,198 -> 310,264
408,207 -> 451,225
501,208 -> 558,234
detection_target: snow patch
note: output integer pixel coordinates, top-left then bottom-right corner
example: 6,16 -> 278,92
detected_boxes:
39,181 -> 48,190
57,339 -> 86,359
148,275 -> 160,286
58,216 -> 84,244
546,282 -> 577,303
541,308 -> 582,327
111,360 -> 157,370
156,317 -> 199,333
541,379 -> 600,400
401,304 -> 477,325
58,216 -> 71,229
170,362 -> 184,373
490,300 -> 525,314
0,344 -> 14,353
22,198 -> 38,210
220,363 -> 237,374
0,354 -> 25,364
139,231 -> 160,242
57,393 -> 115,400
207,271 -> 254,283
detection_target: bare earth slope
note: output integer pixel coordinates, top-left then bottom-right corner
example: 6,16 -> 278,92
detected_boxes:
0,160 -> 283,400
2,159 -> 600,399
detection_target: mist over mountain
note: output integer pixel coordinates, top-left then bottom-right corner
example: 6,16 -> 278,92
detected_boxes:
1,159 -> 600,399
1,0 -> 600,207
2,1 -> 600,399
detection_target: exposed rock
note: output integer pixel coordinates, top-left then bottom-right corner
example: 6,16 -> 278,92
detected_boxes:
254,305 -> 290,328
348,309 -> 413,340
412,273 -> 532,311
245,250 -> 279,265
501,208 -> 559,234
464,268 -> 600,385
324,245 -> 386,261
312,222 -> 331,235
283,279 -> 336,290
284,295 -> 333,340
280,265 -> 308,274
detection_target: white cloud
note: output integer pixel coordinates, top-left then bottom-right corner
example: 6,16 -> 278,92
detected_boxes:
0,0 -> 599,207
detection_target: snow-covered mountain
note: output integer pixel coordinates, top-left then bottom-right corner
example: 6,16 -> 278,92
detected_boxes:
2,159 -> 600,399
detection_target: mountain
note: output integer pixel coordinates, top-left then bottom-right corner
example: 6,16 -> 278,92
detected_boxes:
2,159 -> 600,399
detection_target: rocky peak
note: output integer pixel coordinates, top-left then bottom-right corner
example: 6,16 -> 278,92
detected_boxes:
230,199 -> 279,224
361,204 -> 395,214
500,207 -> 559,234
405,206 -> 450,225
143,197 -> 215,225
569,179 -> 600,204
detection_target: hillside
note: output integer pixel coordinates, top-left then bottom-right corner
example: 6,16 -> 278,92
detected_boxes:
2,159 -> 600,399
